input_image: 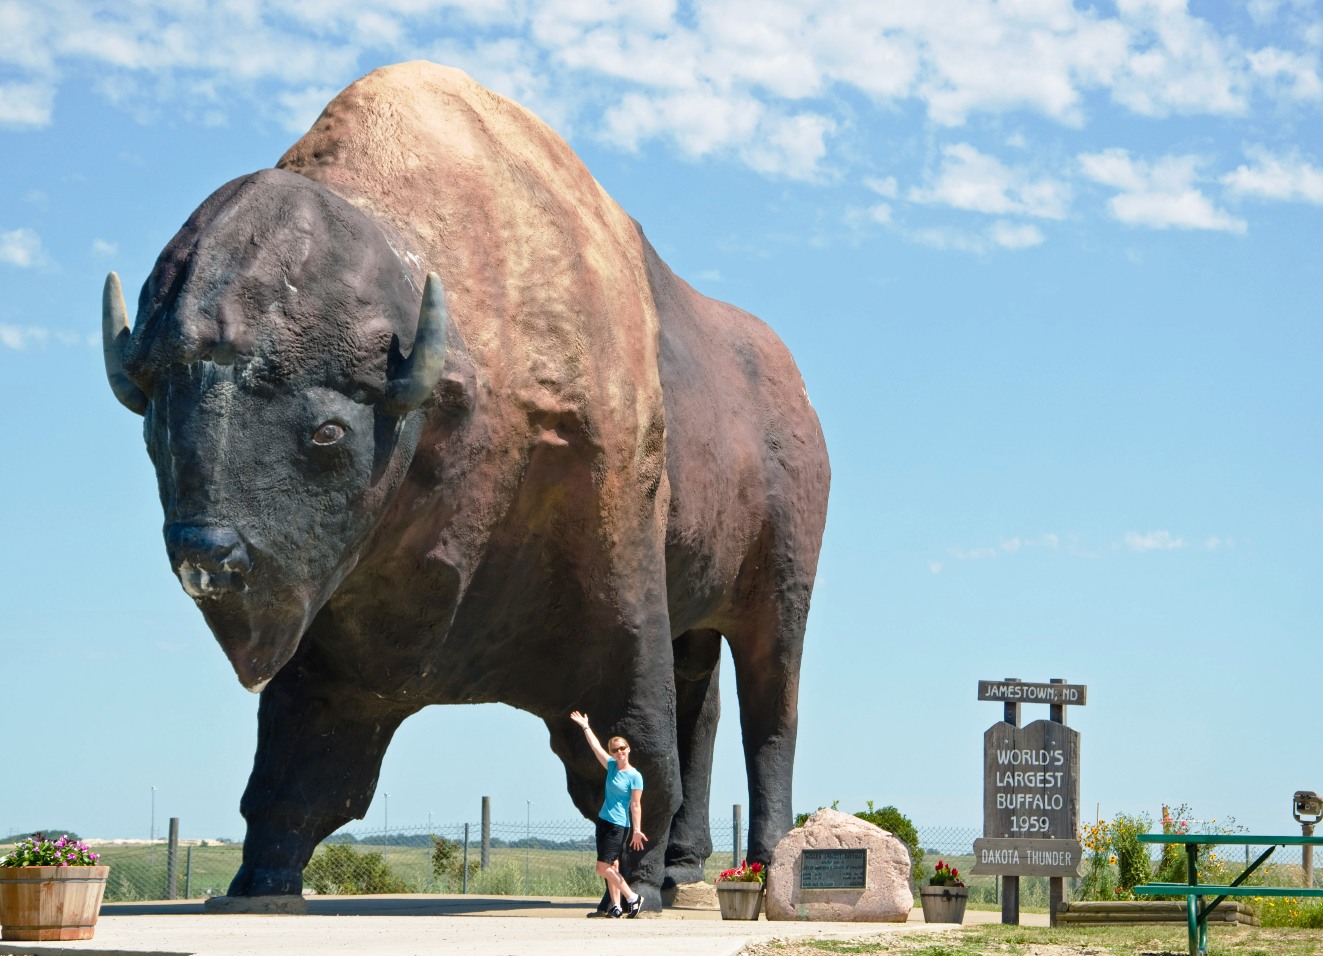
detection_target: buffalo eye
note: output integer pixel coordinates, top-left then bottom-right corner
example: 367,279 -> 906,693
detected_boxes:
311,421 -> 347,446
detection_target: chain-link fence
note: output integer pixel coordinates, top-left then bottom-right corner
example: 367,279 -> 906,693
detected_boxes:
84,818 -> 746,902
27,822 -> 1321,904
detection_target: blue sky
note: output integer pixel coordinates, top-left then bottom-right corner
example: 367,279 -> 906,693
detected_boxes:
2,0 -> 1320,845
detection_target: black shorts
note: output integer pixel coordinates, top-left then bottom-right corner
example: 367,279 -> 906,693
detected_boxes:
595,818 -> 629,865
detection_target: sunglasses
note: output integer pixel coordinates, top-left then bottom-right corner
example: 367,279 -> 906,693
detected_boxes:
610,745 -> 629,753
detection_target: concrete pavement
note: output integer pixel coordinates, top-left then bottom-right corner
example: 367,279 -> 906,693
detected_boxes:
0,896 -> 1047,956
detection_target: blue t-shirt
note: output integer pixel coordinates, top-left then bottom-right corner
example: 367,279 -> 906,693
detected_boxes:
599,758 -> 644,827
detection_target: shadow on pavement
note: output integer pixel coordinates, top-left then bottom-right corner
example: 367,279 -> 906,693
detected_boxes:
101,896 -> 600,917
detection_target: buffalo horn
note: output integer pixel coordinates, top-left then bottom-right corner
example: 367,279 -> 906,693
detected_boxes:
102,272 -> 148,415
383,271 -> 449,415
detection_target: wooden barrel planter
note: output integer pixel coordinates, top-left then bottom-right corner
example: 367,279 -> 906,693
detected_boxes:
919,885 -> 969,924
716,881 -> 764,920
0,866 -> 109,941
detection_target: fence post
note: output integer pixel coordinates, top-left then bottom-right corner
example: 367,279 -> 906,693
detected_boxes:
166,818 -> 180,900
733,804 -> 743,869
481,796 -> 491,870
185,845 -> 193,900
463,823 -> 470,894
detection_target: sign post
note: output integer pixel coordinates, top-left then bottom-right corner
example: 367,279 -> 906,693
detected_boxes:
971,677 -> 1086,927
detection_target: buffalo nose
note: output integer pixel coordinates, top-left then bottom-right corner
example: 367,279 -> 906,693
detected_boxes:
166,524 -> 251,596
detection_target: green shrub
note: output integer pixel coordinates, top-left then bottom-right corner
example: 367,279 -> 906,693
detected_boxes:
303,843 -> 409,894
854,802 -> 923,884
430,835 -> 479,888
794,800 -> 923,885
1112,812 -> 1152,892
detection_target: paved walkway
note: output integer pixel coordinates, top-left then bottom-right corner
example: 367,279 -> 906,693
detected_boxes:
0,897 -> 1047,956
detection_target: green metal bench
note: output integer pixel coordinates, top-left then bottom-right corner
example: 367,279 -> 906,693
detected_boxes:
1135,833 -> 1323,956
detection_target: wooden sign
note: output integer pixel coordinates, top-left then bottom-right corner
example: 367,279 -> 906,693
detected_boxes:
971,837 -> 1083,876
799,848 -> 868,889
983,719 -> 1079,838
972,719 -> 1080,876
978,680 -> 1087,705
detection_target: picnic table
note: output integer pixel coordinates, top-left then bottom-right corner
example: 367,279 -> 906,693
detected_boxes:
1134,832 -> 1323,956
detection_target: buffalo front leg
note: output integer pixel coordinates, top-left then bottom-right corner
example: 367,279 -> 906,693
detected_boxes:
546,635 -> 681,912
664,628 -> 721,890
227,664 -> 414,897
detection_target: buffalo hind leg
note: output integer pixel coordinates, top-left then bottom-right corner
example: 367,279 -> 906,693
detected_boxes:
664,628 -> 722,890
228,659 -> 414,897
726,587 -> 809,865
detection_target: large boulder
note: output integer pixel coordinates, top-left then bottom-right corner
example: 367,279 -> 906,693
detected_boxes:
765,808 -> 914,922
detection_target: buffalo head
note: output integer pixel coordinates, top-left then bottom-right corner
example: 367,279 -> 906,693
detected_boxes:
103,169 -> 449,691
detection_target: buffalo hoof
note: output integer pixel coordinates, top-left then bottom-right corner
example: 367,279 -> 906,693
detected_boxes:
204,894 -> 307,914
663,863 -> 706,888
226,863 -> 304,898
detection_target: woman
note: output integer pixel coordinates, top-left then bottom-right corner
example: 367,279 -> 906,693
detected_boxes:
569,710 -> 647,917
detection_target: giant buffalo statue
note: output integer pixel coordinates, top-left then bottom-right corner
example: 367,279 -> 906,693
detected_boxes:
102,62 -> 829,907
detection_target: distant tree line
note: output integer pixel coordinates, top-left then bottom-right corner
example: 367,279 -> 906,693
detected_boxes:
323,831 -> 594,851
3,829 -> 82,842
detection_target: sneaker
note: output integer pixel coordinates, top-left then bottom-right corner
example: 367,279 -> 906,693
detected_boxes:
586,909 -> 611,919
607,905 -> 623,918
625,895 -> 642,918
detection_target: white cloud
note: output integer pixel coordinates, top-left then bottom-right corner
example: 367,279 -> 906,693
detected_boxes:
947,533 -> 1069,561
865,176 -> 898,198
990,221 -> 1046,248
91,238 -> 118,257
0,5 -> 1300,136
0,227 -> 45,267
1249,47 -> 1323,101
1109,0 -> 1250,117
0,324 -> 47,349
1223,146 -> 1323,204
2,0 -> 1317,234
0,81 -> 55,128
275,85 -> 343,135
909,144 -> 1071,219
908,220 -> 1046,254
0,324 -> 95,349
1079,148 -> 1247,232
741,111 -> 836,180
949,545 -> 999,561
1124,530 -> 1186,552
603,88 -> 763,159
912,2 -> 1129,126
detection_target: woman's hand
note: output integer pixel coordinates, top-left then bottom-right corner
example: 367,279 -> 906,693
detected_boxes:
569,710 -> 589,729
630,829 -> 647,852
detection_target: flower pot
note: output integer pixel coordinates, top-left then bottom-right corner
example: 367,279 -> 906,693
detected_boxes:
716,881 -> 763,920
0,866 -> 109,941
919,884 -> 968,924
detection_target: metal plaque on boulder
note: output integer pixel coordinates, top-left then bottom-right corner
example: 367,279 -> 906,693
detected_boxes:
799,848 -> 868,889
